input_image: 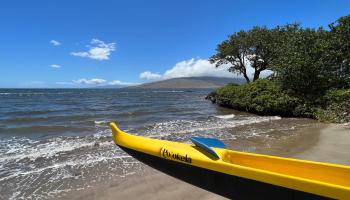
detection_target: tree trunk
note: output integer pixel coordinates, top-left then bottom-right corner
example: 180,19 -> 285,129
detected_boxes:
253,69 -> 261,81
243,72 -> 250,83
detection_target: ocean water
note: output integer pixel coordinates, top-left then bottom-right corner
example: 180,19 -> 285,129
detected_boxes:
0,88 -> 315,199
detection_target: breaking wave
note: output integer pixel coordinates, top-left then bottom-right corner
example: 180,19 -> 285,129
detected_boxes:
214,114 -> 235,119
141,116 -> 282,140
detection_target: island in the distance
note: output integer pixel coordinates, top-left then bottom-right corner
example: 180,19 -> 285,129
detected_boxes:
128,76 -> 245,89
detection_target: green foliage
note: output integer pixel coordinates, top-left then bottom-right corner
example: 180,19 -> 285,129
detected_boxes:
292,102 -> 318,119
322,89 -> 350,105
328,15 -> 350,88
208,14 -> 350,123
209,27 -> 278,83
214,80 -> 299,116
315,89 -> 350,123
270,24 -> 334,97
210,82 -> 350,122
268,17 -> 350,96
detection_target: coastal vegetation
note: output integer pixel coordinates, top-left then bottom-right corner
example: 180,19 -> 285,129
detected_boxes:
207,15 -> 350,123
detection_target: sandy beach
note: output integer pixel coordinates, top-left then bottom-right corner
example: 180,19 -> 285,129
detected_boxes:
70,123 -> 350,200
294,124 -> 350,165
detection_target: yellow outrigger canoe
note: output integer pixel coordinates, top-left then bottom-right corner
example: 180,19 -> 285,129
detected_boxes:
110,122 -> 350,199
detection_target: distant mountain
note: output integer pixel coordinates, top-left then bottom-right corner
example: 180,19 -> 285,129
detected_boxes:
131,76 -> 245,89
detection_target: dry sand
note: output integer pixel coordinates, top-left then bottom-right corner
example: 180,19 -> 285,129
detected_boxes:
71,124 -> 350,200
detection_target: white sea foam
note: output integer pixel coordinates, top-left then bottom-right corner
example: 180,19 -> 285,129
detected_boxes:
93,129 -> 112,138
0,132 -> 117,172
4,92 -> 46,95
0,132 -> 137,200
3,152 -> 137,200
150,90 -> 185,93
0,155 -> 132,182
0,138 -> 96,162
143,116 -> 282,139
94,120 -> 108,125
214,114 -> 235,119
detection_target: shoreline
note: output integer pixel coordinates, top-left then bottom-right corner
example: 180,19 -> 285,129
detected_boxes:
68,123 -> 350,200
293,124 -> 350,165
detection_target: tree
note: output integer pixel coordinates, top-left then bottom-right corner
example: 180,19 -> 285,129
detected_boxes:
328,15 -> 350,88
209,27 -> 277,83
270,24 -> 332,97
249,27 -> 279,81
270,19 -> 350,98
210,31 -> 251,83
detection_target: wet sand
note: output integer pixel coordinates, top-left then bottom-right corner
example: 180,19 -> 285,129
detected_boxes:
294,124 -> 350,165
70,123 -> 350,200
73,168 -> 226,200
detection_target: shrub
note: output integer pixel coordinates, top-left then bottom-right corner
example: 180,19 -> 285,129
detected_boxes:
315,89 -> 350,122
207,80 -> 350,123
213,79 -> 300,116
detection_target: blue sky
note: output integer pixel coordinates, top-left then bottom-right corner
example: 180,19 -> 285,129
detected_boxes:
0,0 -> 349,88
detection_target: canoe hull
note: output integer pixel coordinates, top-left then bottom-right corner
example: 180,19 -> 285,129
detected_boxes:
120,146 -> 330,200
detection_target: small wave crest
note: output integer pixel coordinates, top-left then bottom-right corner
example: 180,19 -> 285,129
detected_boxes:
150,90 -> 185,93
214,114 -> 235,119
141,115 -> 282,140
94,120 -> 108,125
0,92 -> 45,95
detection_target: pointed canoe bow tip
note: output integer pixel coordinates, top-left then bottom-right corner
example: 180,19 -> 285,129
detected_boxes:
110,122 -> 123,144
110,121 -> 122,132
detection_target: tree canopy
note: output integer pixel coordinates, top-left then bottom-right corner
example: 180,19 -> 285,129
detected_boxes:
208,14 -> 350,123
209,26 -> 278,83
270,25 -> 331,97
210,14 -> 350,97
328,15 -> 350,88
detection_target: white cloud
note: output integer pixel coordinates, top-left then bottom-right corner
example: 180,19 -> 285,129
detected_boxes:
139,71 -> 162,80
50,40 -> 61,46
163,59 -> 232,79
50,64 -> 61,68
71,52 -> 89,57
73,78 -> 107,85
71,39 -> 116,60
64,78 -> 138,87
55,81 -> 75,85
108,80 -> 139,86
139,58 -> 232,80
139,58 -> 273,81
